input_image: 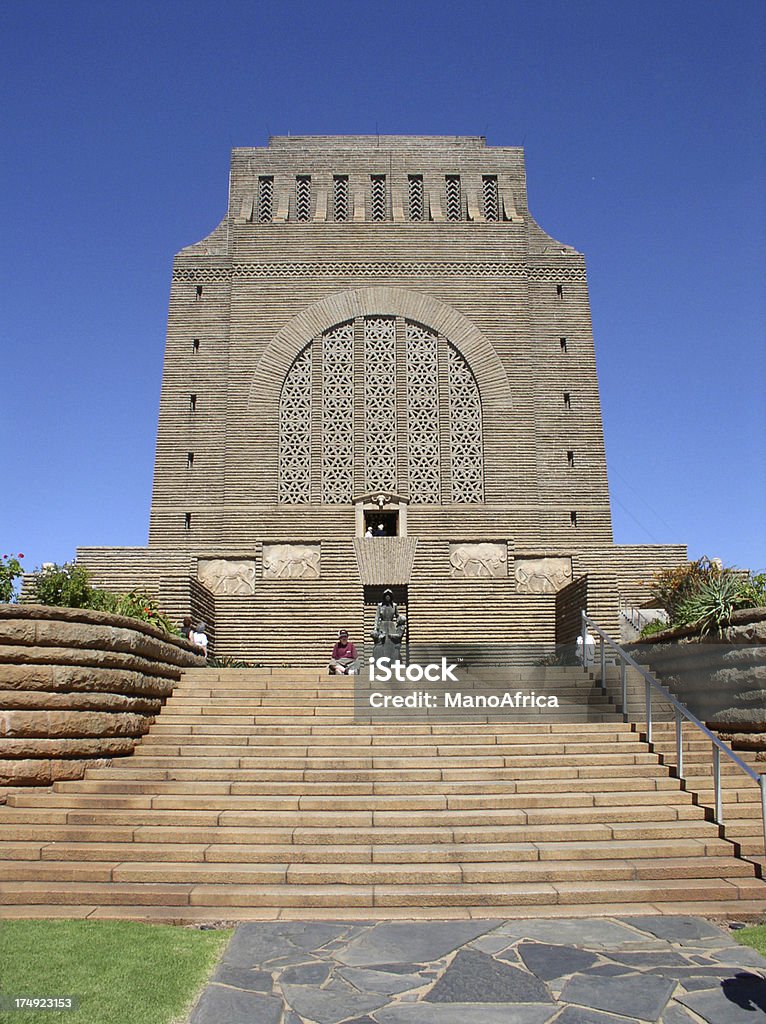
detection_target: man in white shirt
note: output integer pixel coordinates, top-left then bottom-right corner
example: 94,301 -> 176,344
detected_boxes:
576,628 -> 596,668
190,621 -> 208,657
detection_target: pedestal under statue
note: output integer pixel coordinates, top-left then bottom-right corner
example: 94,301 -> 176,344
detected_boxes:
372,589 -> 406,662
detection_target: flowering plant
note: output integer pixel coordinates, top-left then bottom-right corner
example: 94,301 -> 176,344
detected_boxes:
0,553 -> 24,603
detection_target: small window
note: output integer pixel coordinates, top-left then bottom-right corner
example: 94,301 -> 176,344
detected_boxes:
333,175 -> 349,222
559,337 -> 567,353
370,174 -> 387,221
187,452 -> 195,469
189,394 -> 197,412
482,176 -> 499,221
445,175 -> 462,221
257,176 -> 274,223
408,175 -> 424,221
570,511 -> 578,527
563,392 -> 571,409
567,450 -> 575,467
556,284 -> 564,298
295,175 -> 312,221
184,512 -> 192,530
195,285 -> 203,300
192,338 -> 200,353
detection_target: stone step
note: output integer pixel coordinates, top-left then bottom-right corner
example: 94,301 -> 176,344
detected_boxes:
4,660 -> 761,918
82,763 -> 679,782
0,818 -> 722,846
2,835 -> 733,865
0,855 -> 754,887
6,788 -> 694,811
126,753 -> 663,770
133,739 -> 654,757
0,802 -> 708,827
54,775 -> 683,796
1,875 -> 763,908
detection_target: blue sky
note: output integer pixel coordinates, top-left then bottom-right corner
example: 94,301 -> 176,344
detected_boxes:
2,0 -> 764,574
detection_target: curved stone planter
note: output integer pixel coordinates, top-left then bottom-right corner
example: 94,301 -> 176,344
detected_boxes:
0,605 -> 205,786
627,607 -> 766,756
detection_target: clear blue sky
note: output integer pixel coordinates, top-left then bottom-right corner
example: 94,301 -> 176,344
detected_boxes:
2,0 -> 764,573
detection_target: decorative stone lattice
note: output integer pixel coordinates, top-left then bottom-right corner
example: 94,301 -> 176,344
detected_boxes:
278,318 -> 485,504
408,176 -> 424,221
364,316 -> 398,492
278,343 -> 312,502
175,263 -> 588,281
322,321 -> 355,503
257,177 -> 274,223
448,344 -> 484,501
445,175 -> 462,221
405,321 -> 440,503
370,176 -> 387,221
295,176 -> 311,221
333,176 -> 349,221
482,176 -> 499,221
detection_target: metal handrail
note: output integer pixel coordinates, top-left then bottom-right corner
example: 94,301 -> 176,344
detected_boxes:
581,611 -> 766,854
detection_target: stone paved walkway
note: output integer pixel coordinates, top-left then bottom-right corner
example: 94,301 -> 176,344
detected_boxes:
187,916 -> 766,1023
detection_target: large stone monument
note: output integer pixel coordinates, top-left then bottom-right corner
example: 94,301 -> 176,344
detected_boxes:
78,135 -> 685,663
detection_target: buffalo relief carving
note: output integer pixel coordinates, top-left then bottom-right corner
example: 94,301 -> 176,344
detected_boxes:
514,557 -> 573,595
449,543 -> 508,579
263,544 -> 321,581
197,559 -> 256,596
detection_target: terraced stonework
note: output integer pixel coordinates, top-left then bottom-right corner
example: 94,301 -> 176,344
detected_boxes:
189,916 -> 766,1024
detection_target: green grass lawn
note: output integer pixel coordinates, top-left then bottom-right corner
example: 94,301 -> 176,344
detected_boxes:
737,922 -> 766,958
0,920 -> 232,1024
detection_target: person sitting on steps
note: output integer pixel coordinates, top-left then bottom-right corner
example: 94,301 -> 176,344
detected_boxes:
329,630 -> 358,675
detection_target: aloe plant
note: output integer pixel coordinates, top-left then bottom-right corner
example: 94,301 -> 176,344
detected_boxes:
676,572 -> 750,636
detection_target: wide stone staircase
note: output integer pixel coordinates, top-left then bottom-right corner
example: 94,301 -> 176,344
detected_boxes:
1,666 -> 765,921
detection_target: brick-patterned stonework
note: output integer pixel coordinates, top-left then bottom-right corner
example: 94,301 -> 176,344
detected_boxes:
77,136 -> 685,661
0,605 -> 204,785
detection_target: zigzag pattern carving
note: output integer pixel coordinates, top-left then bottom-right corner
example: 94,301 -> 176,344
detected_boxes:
172,263 -> 586,281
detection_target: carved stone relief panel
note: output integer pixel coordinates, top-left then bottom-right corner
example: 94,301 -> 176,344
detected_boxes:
449,542 -> 507,579
515,557 -> 573,594
263,544 -> 321,581
198,559 -> 256,596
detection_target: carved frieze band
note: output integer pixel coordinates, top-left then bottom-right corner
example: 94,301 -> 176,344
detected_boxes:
172,263 -> 586,282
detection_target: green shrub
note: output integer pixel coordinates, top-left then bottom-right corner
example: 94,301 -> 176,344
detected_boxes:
0,553 -> 24,603
648,556 -> 722,623
740,571 -> 766,609
676,571 -> 752,636
113,591 -> 173,633
33,562 -> 173,634
208,656 -> 252,668
639,617 -> 669,638
34,561 -> 94,608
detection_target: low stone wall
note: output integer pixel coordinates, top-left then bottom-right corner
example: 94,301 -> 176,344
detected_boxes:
0,605 -> 205,786
627,607 -> 766,757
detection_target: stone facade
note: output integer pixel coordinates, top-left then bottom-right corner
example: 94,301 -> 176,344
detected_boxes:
78,135 -> 685,663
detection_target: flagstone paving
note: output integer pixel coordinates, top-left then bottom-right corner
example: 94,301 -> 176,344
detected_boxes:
188,915 -> 766,1023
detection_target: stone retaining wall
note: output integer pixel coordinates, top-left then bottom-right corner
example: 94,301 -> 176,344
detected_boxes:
627,607 -> 766,757
0,605 -> 205,786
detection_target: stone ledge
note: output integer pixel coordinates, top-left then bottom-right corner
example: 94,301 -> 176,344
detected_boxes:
0,606 -> 205,786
